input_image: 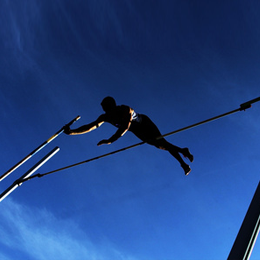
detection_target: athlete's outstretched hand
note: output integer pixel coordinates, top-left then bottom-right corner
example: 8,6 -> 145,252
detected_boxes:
97,139 -> 111,146
63,125 -> 71,135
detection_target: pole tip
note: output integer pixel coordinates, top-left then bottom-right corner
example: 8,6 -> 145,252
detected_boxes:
240,97 -> 260,111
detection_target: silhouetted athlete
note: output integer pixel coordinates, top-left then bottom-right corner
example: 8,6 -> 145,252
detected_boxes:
64,96 -> 193,175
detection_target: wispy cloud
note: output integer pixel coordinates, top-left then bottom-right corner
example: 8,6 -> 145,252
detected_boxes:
0,199 -> 136,260
1,0 -> 43,75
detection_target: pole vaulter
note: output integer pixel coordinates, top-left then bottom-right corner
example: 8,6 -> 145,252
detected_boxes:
0,116 -> 80,182
20,96 -> 260,183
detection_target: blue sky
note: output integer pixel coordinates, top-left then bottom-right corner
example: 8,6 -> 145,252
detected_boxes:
0,0 -> 260,259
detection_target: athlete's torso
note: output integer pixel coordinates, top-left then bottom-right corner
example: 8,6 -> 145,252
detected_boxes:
104,105 -> 140,128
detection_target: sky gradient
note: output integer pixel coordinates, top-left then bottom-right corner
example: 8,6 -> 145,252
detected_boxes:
0,1 -> 260,259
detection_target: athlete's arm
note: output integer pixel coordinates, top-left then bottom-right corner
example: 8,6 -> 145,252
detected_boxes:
97,107 -> 133,146
65,114 -> 105,135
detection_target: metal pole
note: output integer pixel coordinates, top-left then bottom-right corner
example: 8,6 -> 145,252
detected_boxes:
161,97 -> 260,139
227,181 -> 260,260
0,147 -> 60,202
0,116 -> 80,182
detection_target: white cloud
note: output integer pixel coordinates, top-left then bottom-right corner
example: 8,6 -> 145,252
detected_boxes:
0,199 -> 136,260
0,252 -> 11,260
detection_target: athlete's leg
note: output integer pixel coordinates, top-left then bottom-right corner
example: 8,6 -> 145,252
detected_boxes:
129,115 -> 193,175
152,138 -> 185,163
149,137 -> 191,175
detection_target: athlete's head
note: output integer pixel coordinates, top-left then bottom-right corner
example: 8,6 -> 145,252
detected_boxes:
101,96 -> 116,112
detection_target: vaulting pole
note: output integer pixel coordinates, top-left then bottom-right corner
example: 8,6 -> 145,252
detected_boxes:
0,147 -> 60,202
227,181 -> 260,260
0,116 -> 80,182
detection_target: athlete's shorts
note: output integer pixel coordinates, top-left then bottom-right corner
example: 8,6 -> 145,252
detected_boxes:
129,114 -> 163,144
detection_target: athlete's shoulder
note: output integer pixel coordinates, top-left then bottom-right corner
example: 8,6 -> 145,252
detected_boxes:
120,104 -> 129,108
118,104 -> 131,112
97,113 -> 107,122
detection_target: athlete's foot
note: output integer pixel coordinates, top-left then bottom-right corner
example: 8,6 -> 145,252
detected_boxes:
182,148 -> 194,163
182,164 -> 191,176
